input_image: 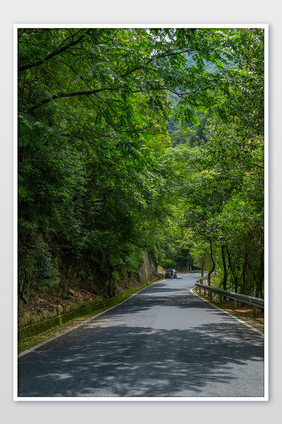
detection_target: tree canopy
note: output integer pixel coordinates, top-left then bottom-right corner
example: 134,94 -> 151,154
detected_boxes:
18,27 -> 265,300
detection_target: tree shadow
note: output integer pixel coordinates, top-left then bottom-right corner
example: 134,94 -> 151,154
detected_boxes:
109,284 -> 220,313
18,318 -> 264,398
18,275 -> 263,398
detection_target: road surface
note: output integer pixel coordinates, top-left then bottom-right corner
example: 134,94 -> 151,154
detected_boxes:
18,273 -> 264,398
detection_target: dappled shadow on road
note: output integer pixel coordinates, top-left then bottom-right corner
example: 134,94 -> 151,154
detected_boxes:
18,318 -> 264,398
107,286 -> 218,314
18,277 -> 263,398
140,284 -> 185,294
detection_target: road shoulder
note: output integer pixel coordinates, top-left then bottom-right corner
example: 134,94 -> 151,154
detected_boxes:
191,288 -> 264,335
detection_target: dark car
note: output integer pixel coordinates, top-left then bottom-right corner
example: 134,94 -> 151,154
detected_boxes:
165,269 -> 177,279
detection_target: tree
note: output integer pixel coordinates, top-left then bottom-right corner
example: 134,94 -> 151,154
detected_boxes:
18,27 -> 265,299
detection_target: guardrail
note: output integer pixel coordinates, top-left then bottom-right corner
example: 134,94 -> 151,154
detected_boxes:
194,282 -> 264,318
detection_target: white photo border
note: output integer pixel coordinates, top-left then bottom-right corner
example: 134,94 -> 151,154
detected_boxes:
13,22 -> 269,402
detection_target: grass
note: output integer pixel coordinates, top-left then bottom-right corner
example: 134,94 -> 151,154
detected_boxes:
18,277 -> 162,354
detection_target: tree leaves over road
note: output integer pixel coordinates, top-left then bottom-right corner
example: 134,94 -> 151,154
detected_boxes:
18,27 -> 264,301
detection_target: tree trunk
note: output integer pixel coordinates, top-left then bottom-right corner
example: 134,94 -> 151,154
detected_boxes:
227,248 -> 238,293
242,252 -> 248,294
207,241 -> 215,286
221,245 -> 227,291
257,248 -> 264,298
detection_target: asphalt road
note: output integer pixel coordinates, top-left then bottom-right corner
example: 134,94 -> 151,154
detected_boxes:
18,273 -> 264,398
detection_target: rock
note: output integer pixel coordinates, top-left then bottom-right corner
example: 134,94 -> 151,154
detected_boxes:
22,312 -> 31,326
56,305 -> 64,315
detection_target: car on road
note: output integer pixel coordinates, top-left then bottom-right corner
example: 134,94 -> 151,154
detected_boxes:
165,269 -> 177,279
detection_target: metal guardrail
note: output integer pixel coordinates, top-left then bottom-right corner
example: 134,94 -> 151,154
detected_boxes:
194,282 -> 264,318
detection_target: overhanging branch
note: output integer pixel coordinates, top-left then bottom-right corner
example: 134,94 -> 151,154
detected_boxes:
19,29 -> 92,72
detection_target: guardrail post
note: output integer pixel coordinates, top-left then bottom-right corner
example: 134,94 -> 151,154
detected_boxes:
194,283 -> 263,317
253,306 -> 257,318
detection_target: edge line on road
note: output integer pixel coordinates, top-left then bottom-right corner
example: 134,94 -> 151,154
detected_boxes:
190,288 -> 264,337
18,279 -> 165,358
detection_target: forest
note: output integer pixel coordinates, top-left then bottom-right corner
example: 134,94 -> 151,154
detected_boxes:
18,27 -> 265,302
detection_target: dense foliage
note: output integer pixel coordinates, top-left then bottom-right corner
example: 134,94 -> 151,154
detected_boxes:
18,27 -> 264,300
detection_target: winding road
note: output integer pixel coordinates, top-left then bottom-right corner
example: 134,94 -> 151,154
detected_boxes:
18,272 -> 264,398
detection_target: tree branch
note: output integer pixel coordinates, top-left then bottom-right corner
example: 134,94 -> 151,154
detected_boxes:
27,44 -> 191,113
19,29 -> 92,72
28,87 -> 118,113
120,47 -> 192,78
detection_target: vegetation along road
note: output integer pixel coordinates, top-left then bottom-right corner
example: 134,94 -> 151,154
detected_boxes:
18,273 -> 264,398
17,27 -> 265,399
